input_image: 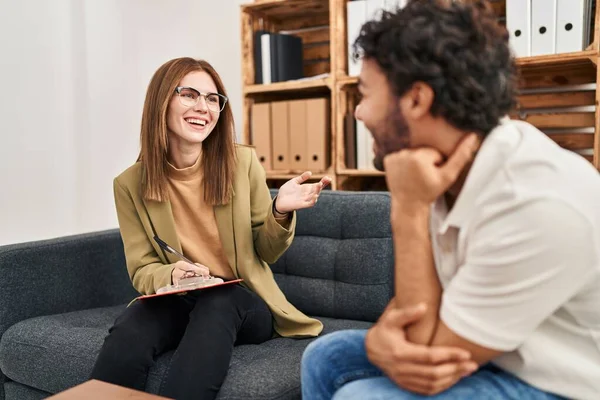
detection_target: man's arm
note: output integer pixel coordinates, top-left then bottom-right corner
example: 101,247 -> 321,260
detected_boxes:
391,200 -> 502,365
391,200 -> 441,344
365,301 -> 478,396
383,135 -> 502,365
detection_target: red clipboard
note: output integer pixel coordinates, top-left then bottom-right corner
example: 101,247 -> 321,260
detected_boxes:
136,279 -> 244,300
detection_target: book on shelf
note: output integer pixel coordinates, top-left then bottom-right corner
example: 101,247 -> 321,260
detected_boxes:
344,112 -> 377,171
255,32 -> 304,84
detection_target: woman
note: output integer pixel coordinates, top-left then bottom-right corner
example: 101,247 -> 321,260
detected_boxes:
90,57 -> 331,399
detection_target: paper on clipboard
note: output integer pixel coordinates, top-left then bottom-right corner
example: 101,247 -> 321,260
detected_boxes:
136,278 -> 243,300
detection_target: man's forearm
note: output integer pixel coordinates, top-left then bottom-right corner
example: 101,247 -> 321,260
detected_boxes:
391,198 -> 442,345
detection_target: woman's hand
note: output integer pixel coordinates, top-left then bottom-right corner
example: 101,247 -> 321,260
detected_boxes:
171,261 -> 210,285
275,171 -> 332,213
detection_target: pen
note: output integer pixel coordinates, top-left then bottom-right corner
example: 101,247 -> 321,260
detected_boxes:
153,235 -> 205,276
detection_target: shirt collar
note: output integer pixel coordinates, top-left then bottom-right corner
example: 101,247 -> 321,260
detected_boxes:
437,117 -> 521,234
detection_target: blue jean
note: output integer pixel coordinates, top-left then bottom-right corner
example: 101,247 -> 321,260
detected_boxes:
301,330 -> 566,400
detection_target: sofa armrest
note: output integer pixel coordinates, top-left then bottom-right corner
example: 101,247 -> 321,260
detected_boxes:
0,229 -> 137,337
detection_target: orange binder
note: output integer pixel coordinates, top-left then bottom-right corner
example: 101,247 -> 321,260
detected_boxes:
271,101 -> 290,170
305,98 -> 330,172
251,103 -> 272,171
288,99 -> 308,171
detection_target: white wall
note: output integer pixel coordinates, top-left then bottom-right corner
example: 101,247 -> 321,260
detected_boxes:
0,0 -> 249,245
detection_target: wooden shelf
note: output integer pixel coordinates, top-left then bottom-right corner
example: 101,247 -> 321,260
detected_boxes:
241,0 -> 600,191
241,0 -> 328,17
241,0 -> 329,29
337,75 -> 359,88
337,169 -> 385,177
244,77 -> 331,95
516,50 -> 598,69
336,51 -> 599,89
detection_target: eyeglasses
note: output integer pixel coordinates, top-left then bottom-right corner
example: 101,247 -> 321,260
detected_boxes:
174,86 -> 228,113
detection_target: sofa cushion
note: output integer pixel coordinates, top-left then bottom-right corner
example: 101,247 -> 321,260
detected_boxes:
0,305 -> 372,399
271,191 -> 393,322
3,381 -> 49,400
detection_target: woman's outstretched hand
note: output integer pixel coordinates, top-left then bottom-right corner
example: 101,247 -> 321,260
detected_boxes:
275,171 -> 332,213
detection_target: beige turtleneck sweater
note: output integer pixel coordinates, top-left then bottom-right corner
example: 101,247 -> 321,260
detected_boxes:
166,156 -> 235,280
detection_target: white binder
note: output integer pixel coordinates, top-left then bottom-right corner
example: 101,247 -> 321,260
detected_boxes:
356,120 -> 370,170
385,0 -> 406,12
367,0 -> 385,21
555,0 -> 587,53
531,0 -> 557,56
364,129 -> 376,170
506,0 -> 531,58
347,0 -> 368,77
260,34 -> 271,84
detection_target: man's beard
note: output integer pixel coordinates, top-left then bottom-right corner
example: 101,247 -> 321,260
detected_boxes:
372,108 -> 411,171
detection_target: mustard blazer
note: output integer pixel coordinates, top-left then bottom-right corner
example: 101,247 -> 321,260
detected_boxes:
113,144 -> 323,338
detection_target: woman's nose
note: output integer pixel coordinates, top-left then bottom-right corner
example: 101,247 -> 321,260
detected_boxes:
194,96 -> 209,112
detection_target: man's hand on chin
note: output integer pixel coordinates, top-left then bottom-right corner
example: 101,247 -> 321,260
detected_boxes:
365,302 -> 479,396
383,134 -> 479,208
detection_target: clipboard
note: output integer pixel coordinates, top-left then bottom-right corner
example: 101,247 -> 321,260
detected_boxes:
136,279 -> 243,300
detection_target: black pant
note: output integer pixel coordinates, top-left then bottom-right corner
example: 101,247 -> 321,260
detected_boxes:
90,284 -> 273,400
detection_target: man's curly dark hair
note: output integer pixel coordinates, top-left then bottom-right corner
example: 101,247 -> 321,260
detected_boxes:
354,0 -> 518,135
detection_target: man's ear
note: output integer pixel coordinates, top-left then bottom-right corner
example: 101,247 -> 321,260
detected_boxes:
399,82 -> 434,120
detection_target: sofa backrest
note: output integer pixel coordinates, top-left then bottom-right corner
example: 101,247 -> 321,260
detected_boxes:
270,190 -> 393,323
0,230 -> 137,337
0,191 -> 393,336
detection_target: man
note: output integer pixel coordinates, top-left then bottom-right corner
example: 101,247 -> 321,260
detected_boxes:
301,1 -> 600,399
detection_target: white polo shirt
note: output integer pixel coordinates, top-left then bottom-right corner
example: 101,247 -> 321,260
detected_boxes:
430,118 -> 600,400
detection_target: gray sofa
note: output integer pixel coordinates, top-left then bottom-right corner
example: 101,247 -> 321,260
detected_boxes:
0,191 -> 393,399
